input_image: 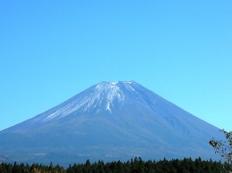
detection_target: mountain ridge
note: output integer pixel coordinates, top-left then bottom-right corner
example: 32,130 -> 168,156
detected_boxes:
0,81 -> 221,165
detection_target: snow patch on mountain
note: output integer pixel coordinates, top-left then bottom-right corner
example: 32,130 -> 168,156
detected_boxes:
42,81 -> 137,121
95,82 -> 125,112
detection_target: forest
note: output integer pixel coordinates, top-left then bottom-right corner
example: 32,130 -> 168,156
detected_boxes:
0,157 -> 231,173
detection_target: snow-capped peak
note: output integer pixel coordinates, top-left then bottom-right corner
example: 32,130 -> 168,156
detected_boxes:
95,81 -> 126,112
39,81 -> 138,121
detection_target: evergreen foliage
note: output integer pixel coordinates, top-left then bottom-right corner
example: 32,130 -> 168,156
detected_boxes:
0,158 -> 231,173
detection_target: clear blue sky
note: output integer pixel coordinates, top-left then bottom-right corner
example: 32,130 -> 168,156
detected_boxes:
0,0 -> 231,131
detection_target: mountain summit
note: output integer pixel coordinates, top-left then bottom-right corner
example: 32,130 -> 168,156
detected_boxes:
35,81 -> 140,122
0,81 -> 221,164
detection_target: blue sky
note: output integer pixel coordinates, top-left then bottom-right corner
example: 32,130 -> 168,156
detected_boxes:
0,0 -> 231,131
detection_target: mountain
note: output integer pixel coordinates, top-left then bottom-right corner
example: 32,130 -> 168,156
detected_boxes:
0,81 -> 221,165
0,155 -> 9,163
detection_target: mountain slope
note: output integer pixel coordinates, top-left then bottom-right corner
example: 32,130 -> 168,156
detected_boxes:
0,81 -> 221,164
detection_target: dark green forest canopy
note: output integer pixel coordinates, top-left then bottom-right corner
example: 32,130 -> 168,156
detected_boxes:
0,158 -> 231,173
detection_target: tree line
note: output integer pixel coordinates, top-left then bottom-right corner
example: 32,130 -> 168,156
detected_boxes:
0,130 -> 231,173
0,157 -> 231,173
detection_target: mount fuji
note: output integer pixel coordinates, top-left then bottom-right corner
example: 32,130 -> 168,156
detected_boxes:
0,81 -> 221,164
